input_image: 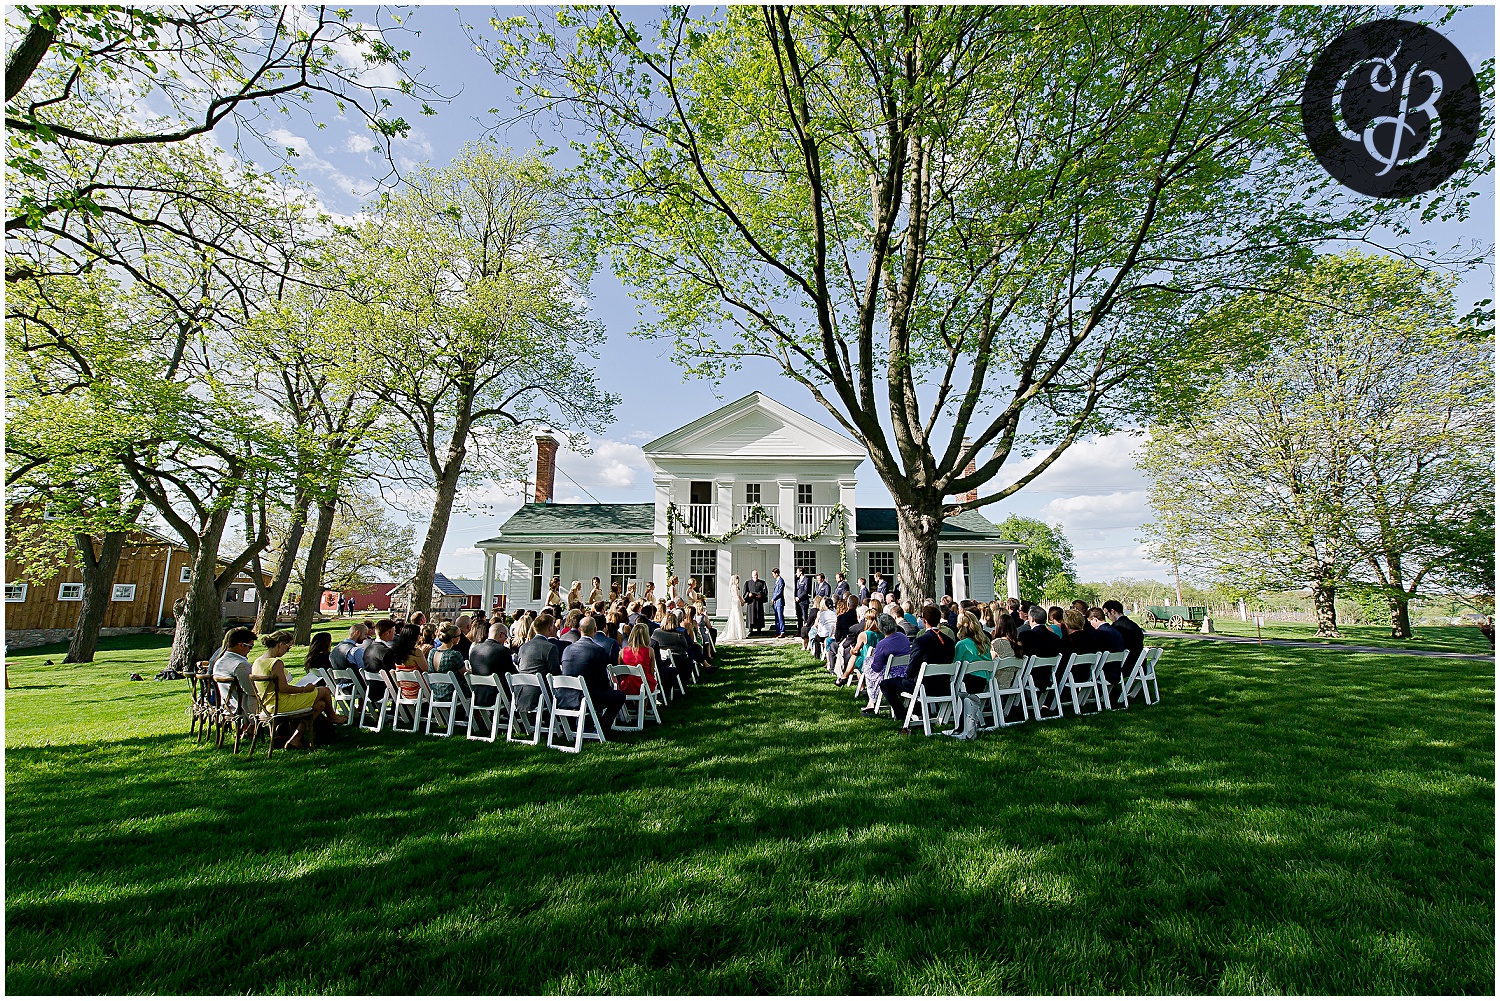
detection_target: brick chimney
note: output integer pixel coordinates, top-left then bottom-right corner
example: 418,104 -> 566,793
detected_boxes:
957,437 -> 978,504
534,433 -> 558,504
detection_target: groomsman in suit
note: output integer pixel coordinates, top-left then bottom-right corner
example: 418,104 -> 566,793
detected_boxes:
834,572 -> 850,601
814,573 -> 832,602
872,573 -> 889,600
794,568 -> 811,634
857,577 -> 870,603
770,568 -> 787,638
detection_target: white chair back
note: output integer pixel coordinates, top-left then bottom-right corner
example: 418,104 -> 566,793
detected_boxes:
505,671 -> 550,744
899,661 -> 959,735
423,670 -> 468,737
545,675 -> 607,753
466,673 -> 507,742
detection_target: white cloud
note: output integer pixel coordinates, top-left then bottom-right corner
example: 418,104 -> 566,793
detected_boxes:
554,438 -> 651,496
268,126 -> 372,199
449,546 -> 481,558
1039,490 -> 1152,532
342,133 -> 376,154
1006,433 -> 1149,493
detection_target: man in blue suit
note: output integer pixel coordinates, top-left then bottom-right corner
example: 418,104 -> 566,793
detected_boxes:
559,617 -> 626,731
814,573 -> 832,602
771,567 -> 787,638
793,568 -> 811,634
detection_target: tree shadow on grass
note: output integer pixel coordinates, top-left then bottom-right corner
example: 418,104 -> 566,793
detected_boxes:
5,641 -> 1493,994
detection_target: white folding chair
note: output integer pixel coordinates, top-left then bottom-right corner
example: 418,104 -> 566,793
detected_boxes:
985,657 -> 1031,728
899,661 -> 960,735
1121,647 -> 1163,706
656,650 -> 686,699
1063,652 -> 1106,715
1096,650 -> 1129,710
466,674 -> 509,742
873,654 -> 909,717
1028,655 -> 1066,721
505,671 -> 550,744
423,670 -> 470,736
389,669 -> 426,734
546,675 -> 607,753
358,669 -> 394,732
667,650 -> 697,688
330,666 -> 365,722
609,664 -> 660,731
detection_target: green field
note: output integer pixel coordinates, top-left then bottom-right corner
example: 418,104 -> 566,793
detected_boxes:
1155,619 -> 1493,655
5,632 -> 1494,994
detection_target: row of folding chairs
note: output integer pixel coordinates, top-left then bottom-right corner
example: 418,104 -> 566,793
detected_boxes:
841,646 -> 1163,736
187,670 -> 319,759
343,646 -> 705,753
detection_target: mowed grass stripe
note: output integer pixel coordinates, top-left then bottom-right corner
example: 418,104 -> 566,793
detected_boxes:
4,634 -> 1493,994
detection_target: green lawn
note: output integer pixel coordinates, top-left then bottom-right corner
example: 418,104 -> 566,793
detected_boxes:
5,631 -> 1494,994
1154,619 -> 1493,655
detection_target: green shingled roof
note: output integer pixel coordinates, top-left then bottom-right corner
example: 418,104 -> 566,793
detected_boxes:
853,507 -> 1009,543
478,501 -> 1011,547
476,503 -> 656,546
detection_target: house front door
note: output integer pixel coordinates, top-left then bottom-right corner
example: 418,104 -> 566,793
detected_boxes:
732,544 -> 768,594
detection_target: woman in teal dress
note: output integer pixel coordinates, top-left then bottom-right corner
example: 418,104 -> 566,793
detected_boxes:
953,612 -> 993,694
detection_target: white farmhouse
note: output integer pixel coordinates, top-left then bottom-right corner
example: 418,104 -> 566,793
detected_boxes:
475,393 -> 1022,615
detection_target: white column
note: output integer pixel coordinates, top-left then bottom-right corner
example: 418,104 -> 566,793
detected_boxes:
481,550 -> 496,613
1005,549 -> 1020,599
776,475 -> 797,585
716,479 -> 735,617
837,476 -> 857,576
653,472 -> 672,596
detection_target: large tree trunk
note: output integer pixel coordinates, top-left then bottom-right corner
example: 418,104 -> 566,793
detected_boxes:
1312,581 -> 1341,637
293,498 -> 337,645
895,502 -> 942,605
411,448 -> 466,619
1388,593 -> 1413,639
65,530 -> 126,664
167,542 -> 229,675
255,503 -> 308,633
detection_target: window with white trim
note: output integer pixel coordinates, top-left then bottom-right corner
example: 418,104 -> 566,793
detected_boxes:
794,549 -> 818,576
744,482 -> 761,504
552,551 -> 562,584
5,583 -> 28,602
111,583 -> 137,601
179,566 -> 192,583
797,484 -> 813,506
531,551 -> 544,601
867,551 -> 896,581
58,583 -> 84,601
688,549 -> 717,598
610,551 -> 638,594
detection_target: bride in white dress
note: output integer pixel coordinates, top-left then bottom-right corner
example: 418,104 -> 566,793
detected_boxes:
721,573 -> 748,642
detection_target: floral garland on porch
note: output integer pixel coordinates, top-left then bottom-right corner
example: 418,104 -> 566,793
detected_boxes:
665,502 -> 849,582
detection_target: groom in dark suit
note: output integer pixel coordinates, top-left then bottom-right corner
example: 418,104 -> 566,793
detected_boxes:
743,571 -> 768,636
771,568 -> 787,638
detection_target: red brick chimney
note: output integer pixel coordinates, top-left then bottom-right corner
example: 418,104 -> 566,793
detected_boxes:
958,437 -> 978,504
534,433 -> 558,504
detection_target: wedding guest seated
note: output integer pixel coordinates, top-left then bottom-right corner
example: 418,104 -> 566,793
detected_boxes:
953,612 -> 992,694
468,622 -> 513,704
305,631 -> 335,677
513,613 -> 562,717
559,609 -> 584,644
1047,606 -> 1066,637
250,630 -> 344,748
863,614 -> 912,716
650,611 -> 693,692
560,617 -> 626,731
593,613 -> 622,664
429,622 -> 466,699
813,598 -> 837,659
899,601 -> 921,636
211,627 -> 258,693
1070,600 -> 1091,625
454,614 -> 473,657
881,605 -> 956,720
990,613 -> 1022,663
1088,607 -> 1126,652
618,622 -> 657,696
1062,609 -> 1106,679
1103,600 -> 1146,662
838,608 -> 880,685
332,623 -> 368,673
1018,606 -> 1063,659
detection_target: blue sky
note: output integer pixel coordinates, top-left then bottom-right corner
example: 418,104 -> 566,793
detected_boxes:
236,6 -> 1495,583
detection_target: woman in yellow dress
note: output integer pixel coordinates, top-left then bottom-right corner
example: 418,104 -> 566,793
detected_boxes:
588,576 -> 604,604
546,577 -> 563,608
250,630 -> 343,748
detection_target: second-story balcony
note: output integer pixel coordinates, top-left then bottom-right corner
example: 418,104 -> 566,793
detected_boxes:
797,503 -> 836,536
735,504 -> 780,537
686,503 -> 714,534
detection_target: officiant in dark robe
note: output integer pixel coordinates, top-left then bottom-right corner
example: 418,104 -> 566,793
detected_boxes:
743,571 -> 769,635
